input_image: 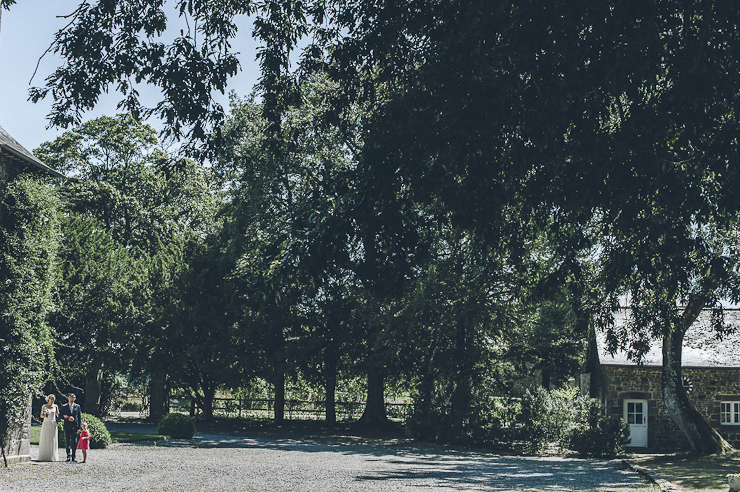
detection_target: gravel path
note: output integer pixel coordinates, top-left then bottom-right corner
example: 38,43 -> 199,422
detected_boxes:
1,430 -> 654,492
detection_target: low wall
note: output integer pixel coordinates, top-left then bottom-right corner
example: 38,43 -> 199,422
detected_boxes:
2,395 -> 32,466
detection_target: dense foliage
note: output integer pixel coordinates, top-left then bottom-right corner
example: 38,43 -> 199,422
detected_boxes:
517,387 -> 629,457
408,385 -> 628,457
81,413 -> 112,449
0,177 -> 60,465
35,114 -> 221,417
157,412 -> 196,439
3,0 -> 740,455
569,403 -> 630,458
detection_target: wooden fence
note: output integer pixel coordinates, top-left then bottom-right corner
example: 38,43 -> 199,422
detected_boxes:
165,397 -> 411,422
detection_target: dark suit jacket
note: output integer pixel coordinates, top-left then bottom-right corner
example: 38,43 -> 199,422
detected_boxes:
60,402 -> 81,432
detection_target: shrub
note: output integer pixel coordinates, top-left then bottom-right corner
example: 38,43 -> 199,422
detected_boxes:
407,380 -> 628,456
468,396 -> 523,446
56,413 -> 112,449
568,401 -> 630,457
518,386 -> 579,453
158,412 -> 196,439
82,413 -> 112,449
56,422 -> 65,447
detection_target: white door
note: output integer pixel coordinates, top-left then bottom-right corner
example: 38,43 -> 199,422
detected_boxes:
624,399 -> 648,447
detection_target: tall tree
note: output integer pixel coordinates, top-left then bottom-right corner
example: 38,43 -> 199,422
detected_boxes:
37,114 -> 220,416
31,0 -> 740,451
398,222 -> 515,440
36,114 -> 217,253
582,4 -> 740,454
302,0 -> 740,452
215,77 -> 365,423
51,213 -> 140,416
163,236 -> 242,421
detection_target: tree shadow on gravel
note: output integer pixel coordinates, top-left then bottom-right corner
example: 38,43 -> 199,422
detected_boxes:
135,436 -> 650,491
106,418 -> 652,491
354,455 -> 652,491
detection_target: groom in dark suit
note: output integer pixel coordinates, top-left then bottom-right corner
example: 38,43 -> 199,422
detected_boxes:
60,393 -> 81,462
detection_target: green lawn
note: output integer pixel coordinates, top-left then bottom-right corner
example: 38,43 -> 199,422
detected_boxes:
29,425 -> 165,445
631,451 -> 740,492
108,430 -> 166,443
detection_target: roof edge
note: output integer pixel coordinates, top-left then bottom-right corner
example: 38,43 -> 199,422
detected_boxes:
1,143 -> 65,178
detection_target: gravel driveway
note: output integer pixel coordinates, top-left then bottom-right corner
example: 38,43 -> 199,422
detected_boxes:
1,428 -> 654,492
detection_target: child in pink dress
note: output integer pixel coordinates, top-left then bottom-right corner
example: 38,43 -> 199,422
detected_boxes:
77,422 -> 91,463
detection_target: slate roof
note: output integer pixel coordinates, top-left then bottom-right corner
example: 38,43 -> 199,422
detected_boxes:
596,308 -> 740,368
0,125 -> 64,178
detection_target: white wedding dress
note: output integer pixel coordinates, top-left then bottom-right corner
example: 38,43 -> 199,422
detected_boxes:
37,404 -> 59,461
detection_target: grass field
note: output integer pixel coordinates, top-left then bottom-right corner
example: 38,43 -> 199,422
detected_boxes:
632,451 -> 740,492
29,425 -> 165,445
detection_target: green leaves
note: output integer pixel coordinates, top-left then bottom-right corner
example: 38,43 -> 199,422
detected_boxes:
37,114 -> 219,253
30,0 -> 252,143
0,176 -> 60,458
32,114 -> 222,412
52,213 -> 139,377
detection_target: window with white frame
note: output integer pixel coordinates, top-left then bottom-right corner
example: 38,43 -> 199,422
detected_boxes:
720,402 -> 740,425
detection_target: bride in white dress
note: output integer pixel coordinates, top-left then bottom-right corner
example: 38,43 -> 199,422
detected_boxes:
38,394 -> 59,461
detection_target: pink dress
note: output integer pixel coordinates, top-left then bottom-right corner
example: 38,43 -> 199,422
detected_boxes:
77,430 -> 91,450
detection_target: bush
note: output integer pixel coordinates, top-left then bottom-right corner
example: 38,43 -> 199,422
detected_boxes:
56,422 -> 65,448
56,413 -> 112,449
407,381 -> 629,457
82,413 -> 112,449
468,396 -> 523,446
518,386 -> 579,453
568,401 -> 630,457
158,412 -> 196,439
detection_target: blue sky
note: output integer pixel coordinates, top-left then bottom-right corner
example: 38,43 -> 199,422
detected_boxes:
0,0 -> 261,154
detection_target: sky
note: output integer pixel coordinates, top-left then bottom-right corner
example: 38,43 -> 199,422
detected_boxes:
0,0 -> 261,154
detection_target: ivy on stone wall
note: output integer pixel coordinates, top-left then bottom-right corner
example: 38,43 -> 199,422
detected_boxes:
0,175 -> 60,466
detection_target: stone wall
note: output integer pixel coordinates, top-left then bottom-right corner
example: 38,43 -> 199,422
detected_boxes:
0,153 -> 21,183
688,367 -> 740,447
1,154 -> 21,222
592,364 -> 740,449
1,158 -> 9,181
2,396 -> 32,465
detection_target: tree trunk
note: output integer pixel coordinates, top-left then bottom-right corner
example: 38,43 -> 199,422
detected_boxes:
149,369 -> 168,421
325,362 -> 337,427
84,362 -> 104,417
662,308 -> 732,454
540,365 -> 551,390
585,324 -> 599,375
274,373 -> 285,423
358,368 -> 390,427
201,384 -> 215,422
451,321 -> 471,432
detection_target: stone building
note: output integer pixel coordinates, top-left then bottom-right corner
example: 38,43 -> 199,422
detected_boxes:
1,124 -> 63,465
586,309 -> 740,450
1,125 -> 63,182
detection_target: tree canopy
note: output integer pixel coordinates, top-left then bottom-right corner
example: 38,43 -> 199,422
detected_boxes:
5,0 -> 740,453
